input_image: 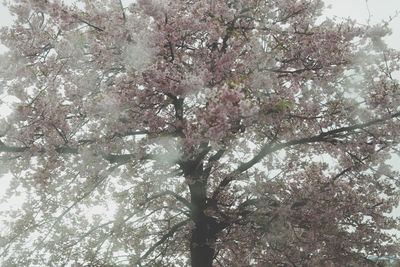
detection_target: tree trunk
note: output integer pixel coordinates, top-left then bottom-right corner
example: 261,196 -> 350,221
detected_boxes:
182,156 -> 223,267
190,224 -> 215,267
189,180 -> 215,267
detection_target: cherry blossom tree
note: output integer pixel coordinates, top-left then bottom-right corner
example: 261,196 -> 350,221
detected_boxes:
1,0 -> 400,266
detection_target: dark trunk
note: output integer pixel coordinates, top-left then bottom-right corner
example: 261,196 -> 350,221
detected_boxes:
190,224 -> 215,267
181,155 -> 225,267
190,213 -> 228,267
189,180 -> 215,267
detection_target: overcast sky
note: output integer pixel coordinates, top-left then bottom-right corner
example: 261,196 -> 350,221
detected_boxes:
324,0 -> 400,49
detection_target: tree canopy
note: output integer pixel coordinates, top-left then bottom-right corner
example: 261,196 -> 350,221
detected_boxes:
1,0 -> 400,266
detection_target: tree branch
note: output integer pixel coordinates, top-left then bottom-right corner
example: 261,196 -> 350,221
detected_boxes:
118,0 -> 126,22
135,219 -> 190,266
212,111 -> 400,199
0,140 -> 27,153
0,139 -> 156,165
145,190 -> 192,210
75,17 -> 104,32
28,159 -> 127,255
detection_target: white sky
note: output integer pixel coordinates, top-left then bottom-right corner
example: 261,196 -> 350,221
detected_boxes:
324,0 -> 400,49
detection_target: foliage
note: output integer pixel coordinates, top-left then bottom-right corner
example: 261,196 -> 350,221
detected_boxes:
1,0 -> 400,266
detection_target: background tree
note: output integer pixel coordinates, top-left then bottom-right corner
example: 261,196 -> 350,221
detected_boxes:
1,0 -> 400,266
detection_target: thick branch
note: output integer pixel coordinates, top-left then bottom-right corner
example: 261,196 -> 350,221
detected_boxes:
0,139 -> 155,165
212,111 -> 400,199
240,111 -> 400,173
208,149 -> 225,163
